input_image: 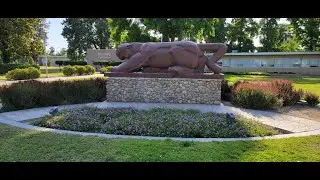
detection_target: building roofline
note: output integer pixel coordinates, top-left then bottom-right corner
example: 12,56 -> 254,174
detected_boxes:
206,52 -> 320,56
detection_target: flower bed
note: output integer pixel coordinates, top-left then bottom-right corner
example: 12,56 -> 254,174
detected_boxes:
31,107 -> 283,138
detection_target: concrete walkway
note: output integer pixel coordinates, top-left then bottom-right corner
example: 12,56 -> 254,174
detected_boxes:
0,101 -> 320,142
0,74 -> 104,86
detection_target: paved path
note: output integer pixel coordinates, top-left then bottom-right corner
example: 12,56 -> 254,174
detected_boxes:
0,74 -> 105,86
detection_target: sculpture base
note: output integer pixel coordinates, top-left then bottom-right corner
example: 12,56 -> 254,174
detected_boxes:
105,72 -> 224,105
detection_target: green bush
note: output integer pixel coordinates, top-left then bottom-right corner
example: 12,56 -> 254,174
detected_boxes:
0,64 -> 40,74
55,61 -> 87,66
74,65 -> 86,75
93,60 -> 122,67
26,67 -> 41,79
5,67 -> 41,80
233,88 -> 283,110
84,65 -> 95,75
62,66 -> 77,76
304,92 -> 320,106
100,66 -> 113,73
0,78 -> 107,111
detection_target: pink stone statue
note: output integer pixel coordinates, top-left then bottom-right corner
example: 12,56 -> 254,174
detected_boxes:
112,41 -> 227,74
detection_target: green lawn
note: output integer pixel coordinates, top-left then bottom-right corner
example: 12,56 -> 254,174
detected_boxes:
225,74 -> 320,96
0,123 -> 320,162
39,66 -> 64,78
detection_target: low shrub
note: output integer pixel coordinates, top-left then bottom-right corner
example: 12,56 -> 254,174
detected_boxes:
271,79 -> 303,106
232,79 -> 303,108
74,65 -> 86,75
5,67 -> 41,80
304,92 -> 320,106
0,63 -> 40,74
100,66 -> 113,73
62,66 -> 77,76
233,88 -> 283,110
0,78 -> 107,111
84,65 -> 96,75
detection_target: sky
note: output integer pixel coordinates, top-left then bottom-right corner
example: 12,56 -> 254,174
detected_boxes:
46,18 -> 289,52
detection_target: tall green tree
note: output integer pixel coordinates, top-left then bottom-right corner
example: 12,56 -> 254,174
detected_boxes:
227,18 -> 259,52
259,18 -> 280,52
56,48 -> 67,56
107,18 -> 158,47
0,18 -> 47,63
205,18 -> 227,43
277,24 -> 302,52
287,18 -> 320,51
141,18 -> 217,43
142,18 -> 187,42
62,18 -> 111,61
48,47 -> 55,55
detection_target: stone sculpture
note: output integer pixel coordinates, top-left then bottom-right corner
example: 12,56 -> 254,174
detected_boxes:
112,41 -> 227,75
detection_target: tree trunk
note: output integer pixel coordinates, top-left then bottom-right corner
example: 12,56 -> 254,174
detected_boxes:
1,48 -> 10,63
162,33 -> 169,42
0,41 -> 10,63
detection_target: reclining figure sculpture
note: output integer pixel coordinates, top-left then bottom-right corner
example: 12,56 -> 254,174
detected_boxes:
112,41 -> 228,75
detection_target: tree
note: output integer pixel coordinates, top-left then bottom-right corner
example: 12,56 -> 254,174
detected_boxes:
0,18 -> 47,63
277,24 -> 302,52
48,47 -> 55,55
205,18 -> 227,43
141,18 -> 217,43
56,48 -> 67,56
62,18 -> 112,61
227,18 -> 259,52
287,18 -> 320,51
259,18 -> 280,52
277,37 -> 302,52
30,18 -> 48,63
142,18 -> 186,42
107,18 -> 158,47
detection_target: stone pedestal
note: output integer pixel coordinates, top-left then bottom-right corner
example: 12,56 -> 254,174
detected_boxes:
105,72 -> 224,105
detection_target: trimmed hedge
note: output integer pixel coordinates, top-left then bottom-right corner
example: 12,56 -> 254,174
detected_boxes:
100,66 -> 113,73
62,66 -> 77,76
5,67 -> 41,80
55,61 -> 87,66
0,78 -> 107,111
93,60 -> 122,67
84,65 -> 96,75
0,64 -> 40,74
74,65 -> 86,75
62,65 -> 95,76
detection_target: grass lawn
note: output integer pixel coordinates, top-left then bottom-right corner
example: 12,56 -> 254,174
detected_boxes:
0,123 -> 320,162
225,74 -> 320,96
39,66 -> 64,78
